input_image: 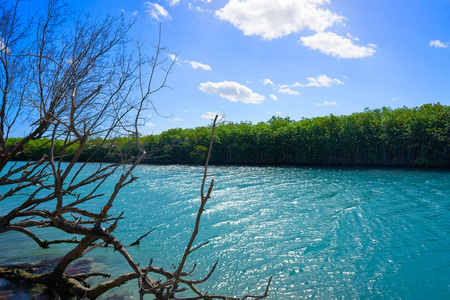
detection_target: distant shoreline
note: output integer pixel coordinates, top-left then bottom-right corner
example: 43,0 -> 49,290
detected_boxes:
7,103 -> 450,169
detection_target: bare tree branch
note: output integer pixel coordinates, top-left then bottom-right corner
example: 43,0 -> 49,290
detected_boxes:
0,1 -> 272,299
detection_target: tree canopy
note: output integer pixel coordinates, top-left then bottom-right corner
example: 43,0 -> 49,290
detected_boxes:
15,103 -> 449,168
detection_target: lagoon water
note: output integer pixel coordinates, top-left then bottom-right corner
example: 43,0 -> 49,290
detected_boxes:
1,164 -> 449,299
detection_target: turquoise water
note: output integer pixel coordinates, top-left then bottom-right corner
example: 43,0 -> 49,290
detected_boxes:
1,164 -> 449,299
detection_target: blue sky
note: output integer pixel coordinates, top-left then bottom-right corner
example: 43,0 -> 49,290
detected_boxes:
14,0 -> 450,134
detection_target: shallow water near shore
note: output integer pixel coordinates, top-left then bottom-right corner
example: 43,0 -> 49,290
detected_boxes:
1,163 -> 449,299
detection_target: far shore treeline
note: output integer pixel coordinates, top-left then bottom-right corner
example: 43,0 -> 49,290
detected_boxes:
7,103 -> 450,168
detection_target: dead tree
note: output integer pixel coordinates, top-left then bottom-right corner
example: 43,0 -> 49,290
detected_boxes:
0,1 -> 271,298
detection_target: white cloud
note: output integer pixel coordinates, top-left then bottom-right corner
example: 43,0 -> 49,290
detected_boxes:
171,117 -> 183,121
145,2 -> 170,21
315,100 -> 337,106
0,37 -> 10,53
346,33 -> 359,41
304,74 -> 344,87
429,40 -> 448,48
199,81 -> 265,104
185,60 -> 212,71
133,11 -> 138,16
267,111 -> 281,115
301,32 -> 376,58
270,94 -> 278,101
146,122 -> 155,127
278,88 -> 300,95
196,6 -> 212,13
168,0 -> 181,6
261,78 -> 274,85
201,111 -> 220,120
170,54 -> 211,71
281,74 -> 344,88
216,0 -> 344,40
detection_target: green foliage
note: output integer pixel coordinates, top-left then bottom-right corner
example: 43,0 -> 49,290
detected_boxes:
12,103 -> 450,168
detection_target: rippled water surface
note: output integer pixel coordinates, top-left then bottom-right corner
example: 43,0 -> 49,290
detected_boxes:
1,164 -> 449,299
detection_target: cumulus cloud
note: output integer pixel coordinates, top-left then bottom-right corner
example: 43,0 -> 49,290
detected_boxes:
281,74 -> 344,88
216,0 -> 344,40
199,81 -> 265,104
261,78 -> 274,85
146,121 -> 155,127
270,94 -> 278,101
145,2 -> 170,21
301,32 -> 376,58
201,111 -> 220,119
315,100 -> 337,106
303,74 -> 344,87
429,40 -> 448,48
278,88 -> 300,95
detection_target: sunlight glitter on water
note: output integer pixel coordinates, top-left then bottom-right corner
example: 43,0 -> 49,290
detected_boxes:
1,164 -> 449,299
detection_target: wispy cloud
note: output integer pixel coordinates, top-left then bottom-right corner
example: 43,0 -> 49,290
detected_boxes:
168,0 -> 180,6
261,78 -> 274,85
145,2 -> 170,21
346,33 -> 359,41
270,94 -> 278,101
185,60 -> 211,71
267,111 -> 281,115
429,40 -> 448,48
301,32 -> 376,58
169,54 -> 177,61
201,111 -> 220,120
169,54 -> 211,71
199,81 -> 265,104
315,101 -> 338,106
196,6 -> 212,13
281,75 -> 344,88
170,117 -> 183,121
216,0 -> 344,40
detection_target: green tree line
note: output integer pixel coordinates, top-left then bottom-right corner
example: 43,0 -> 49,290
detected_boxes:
8,103 -> 450,168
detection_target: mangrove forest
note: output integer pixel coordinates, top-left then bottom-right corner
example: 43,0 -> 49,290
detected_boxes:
8,103 -> 450,168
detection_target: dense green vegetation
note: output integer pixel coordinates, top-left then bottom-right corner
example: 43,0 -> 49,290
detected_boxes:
9,103 -> 450,167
